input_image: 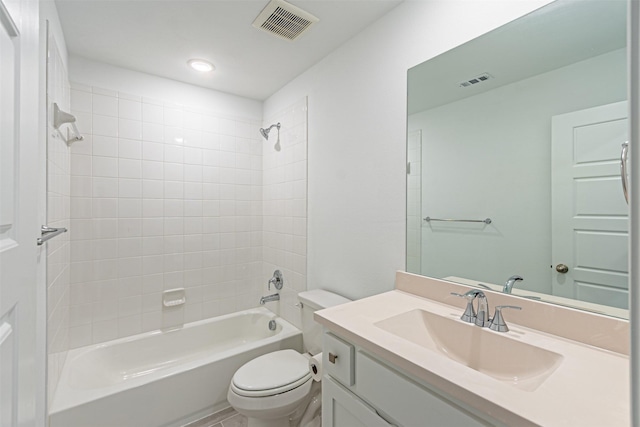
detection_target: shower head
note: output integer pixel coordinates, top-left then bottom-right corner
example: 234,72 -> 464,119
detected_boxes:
259,122 -> 281,140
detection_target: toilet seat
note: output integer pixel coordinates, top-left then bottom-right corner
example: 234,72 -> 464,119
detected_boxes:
231,349 -> 312,398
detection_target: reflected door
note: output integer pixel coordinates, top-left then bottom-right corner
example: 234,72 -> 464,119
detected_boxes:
551,101 -> 629,308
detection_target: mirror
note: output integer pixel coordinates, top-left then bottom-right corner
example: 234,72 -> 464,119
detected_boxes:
406,0 -> 629,318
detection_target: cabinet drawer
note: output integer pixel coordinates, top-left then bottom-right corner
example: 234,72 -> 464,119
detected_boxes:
356,351 -> 492,427
323,332 -> 355,386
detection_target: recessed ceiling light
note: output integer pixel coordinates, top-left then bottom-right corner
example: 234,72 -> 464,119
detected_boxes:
188,59 -> 215,73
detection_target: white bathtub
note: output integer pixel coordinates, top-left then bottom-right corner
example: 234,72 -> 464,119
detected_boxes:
49,308 -> 302,427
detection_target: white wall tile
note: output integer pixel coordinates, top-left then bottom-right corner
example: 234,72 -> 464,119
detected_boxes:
119,119 -> 142,140
119,158 -> 142,179
142,142 -> 164,161
142,199 -> 163,217
164,145 -> 184,163
118,198 -> 142,218
70,154 -> 92,176
93,135 -> 118,158
93,156 -> 118,177
68,84 -> 304,346
119,179 -> 143,198
164,163 -> 183,181
142,161 -> 163,180
93,114 -> 119,137
119,99 -> 142,121
118,139 -> 142,160
142,218 -> 164,236
93,94 -> 118,117
143,180 -> 164,199
71,89 -> 92,113
93,177 -> 119,198
164,108 -> 183,127
142,122 -> 164,143
71,176 -> 92,197
143,103 -> 163,124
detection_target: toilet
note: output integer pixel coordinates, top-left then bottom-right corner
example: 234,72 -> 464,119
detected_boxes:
227,290 -> 350,427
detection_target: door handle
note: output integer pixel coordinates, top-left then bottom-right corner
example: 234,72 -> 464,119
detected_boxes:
37,225 -> 67,246
556,264 -> 569,274
621,142 -> 629,204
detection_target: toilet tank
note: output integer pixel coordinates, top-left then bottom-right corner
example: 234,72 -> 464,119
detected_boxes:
298,289 -> 351,354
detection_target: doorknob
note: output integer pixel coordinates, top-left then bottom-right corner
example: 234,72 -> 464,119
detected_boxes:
555,264 -> 569,274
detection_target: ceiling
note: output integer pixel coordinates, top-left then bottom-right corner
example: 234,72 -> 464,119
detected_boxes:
55,0 -> 403,101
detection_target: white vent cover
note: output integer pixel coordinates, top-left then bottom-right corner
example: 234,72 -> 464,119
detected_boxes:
459,73 -> 494,88
253,0 -> 319,41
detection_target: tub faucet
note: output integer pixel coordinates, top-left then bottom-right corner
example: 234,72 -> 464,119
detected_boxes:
260,293 -> 280,305
503,275 -> 523,294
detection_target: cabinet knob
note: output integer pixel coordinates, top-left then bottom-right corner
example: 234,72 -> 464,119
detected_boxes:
328,352 -> 338,364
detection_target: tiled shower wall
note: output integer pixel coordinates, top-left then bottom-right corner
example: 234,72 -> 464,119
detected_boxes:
262,99 -> 308,329
67,83 -> 266,347
46,33 -> 71,404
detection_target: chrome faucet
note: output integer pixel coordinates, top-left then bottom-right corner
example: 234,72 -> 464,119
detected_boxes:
268,270 -> 283,291
451,289 -> 490,327
452,290 -> 522,332
489,305 -> 522,332
473,291 -> 491,327
260,293 -> 280,305
503,275 -> 523,294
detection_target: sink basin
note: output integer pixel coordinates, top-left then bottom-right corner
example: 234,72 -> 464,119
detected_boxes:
375,309 -> 563,391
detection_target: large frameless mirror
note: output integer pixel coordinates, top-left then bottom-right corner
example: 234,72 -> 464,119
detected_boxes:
407,0 -> 629,318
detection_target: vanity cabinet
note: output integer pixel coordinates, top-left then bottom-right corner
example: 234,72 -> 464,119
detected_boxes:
322,332 -> 497,427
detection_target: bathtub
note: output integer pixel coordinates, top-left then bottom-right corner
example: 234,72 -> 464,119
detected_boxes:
49,308 -> 302,427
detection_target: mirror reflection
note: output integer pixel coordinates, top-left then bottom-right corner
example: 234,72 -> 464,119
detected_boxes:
406,0 -> 629,318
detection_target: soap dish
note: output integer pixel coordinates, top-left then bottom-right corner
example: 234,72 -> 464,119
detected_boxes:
163,288 -> 186,308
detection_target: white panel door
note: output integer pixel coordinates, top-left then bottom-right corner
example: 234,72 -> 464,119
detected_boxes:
551,101 -> 629,308
0,0 -> 42,425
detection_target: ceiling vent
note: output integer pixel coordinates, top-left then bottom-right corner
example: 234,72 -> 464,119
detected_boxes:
459,73 -> 494,88
253,0 -> 319,41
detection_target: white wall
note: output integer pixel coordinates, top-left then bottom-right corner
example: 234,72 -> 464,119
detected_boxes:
264,0 -> 553,300
409,49 -> 626,293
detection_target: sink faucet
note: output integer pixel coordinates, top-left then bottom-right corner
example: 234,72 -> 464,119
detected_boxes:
489,305 -> 522,332
451,289 -> 490,327
503,275 -> 523,294
260,293 -> 280,304
473,291 -> 491,327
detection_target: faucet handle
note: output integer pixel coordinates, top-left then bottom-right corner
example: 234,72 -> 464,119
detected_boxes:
489,305 -> 522,332
451,292 -> 477,323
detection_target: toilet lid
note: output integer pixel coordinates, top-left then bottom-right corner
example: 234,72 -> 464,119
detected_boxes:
232,349 -> 311,393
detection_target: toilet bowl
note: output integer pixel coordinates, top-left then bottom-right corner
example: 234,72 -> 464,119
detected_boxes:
227,290 -> 350,427
227,350 -> 316,427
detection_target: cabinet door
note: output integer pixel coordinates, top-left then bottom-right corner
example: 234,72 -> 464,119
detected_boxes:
323,376 -> 394,427
356,351 -> 493,427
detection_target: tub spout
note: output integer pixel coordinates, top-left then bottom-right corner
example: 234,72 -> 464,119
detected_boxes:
260,293 -> 280,305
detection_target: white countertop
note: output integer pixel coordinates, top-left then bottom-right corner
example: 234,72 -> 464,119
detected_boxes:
316,289 -> 629,427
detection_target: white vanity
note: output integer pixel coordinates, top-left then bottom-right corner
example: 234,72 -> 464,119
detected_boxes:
316,272 -> 629,426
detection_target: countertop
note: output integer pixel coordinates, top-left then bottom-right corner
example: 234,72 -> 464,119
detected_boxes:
315,288 -> 629,426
